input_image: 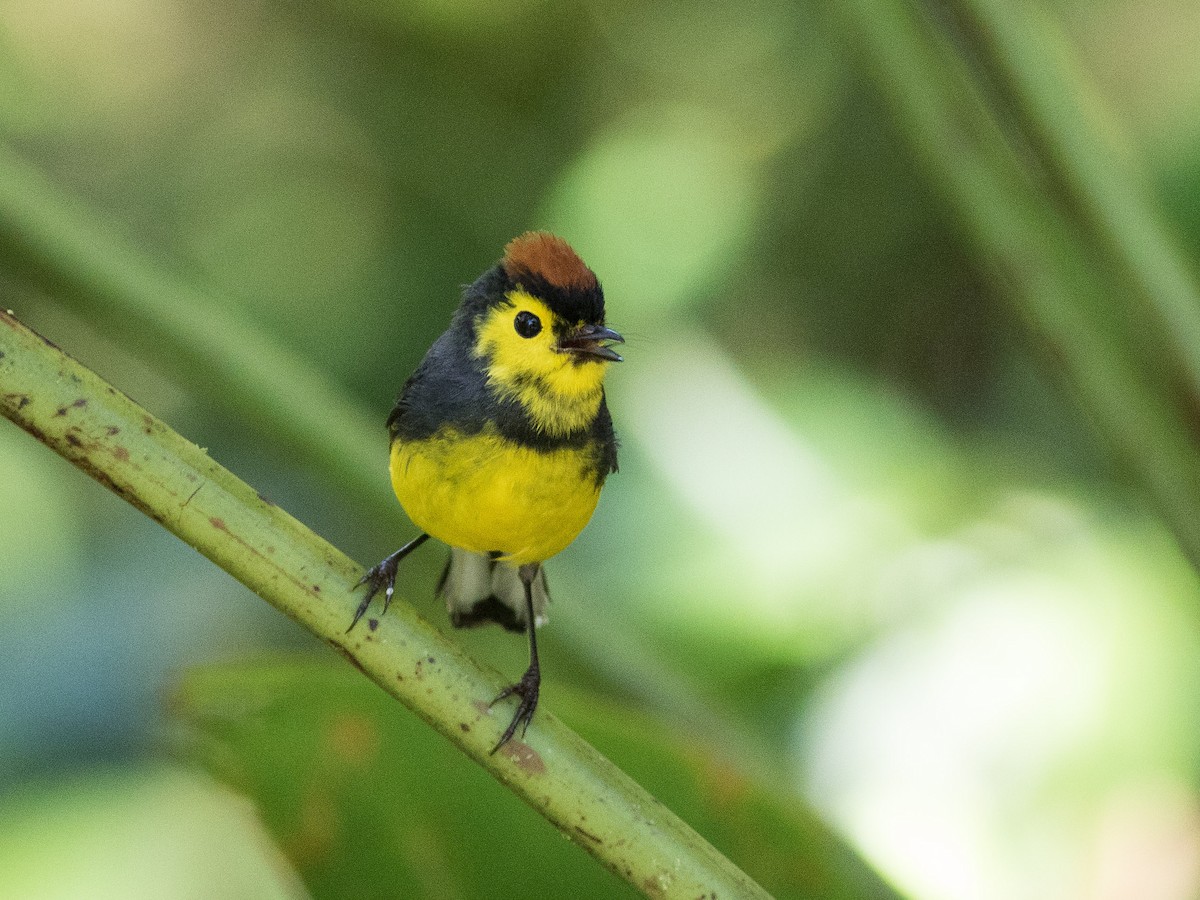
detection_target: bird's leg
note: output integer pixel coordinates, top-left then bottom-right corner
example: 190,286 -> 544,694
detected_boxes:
349,533 -> 431,631
490,563 -> 541,752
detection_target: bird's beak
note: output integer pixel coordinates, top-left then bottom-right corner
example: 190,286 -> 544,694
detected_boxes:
558,323 -> 625,362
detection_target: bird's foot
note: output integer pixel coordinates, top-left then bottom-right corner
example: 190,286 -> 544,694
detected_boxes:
489,664 -> 540,753
349,556 -> 400,632
348,534 -> 431,632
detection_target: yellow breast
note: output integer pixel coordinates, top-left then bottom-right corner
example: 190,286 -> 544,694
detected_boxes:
389,425 -> 602,566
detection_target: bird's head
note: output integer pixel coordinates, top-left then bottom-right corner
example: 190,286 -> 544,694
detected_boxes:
465,232 -> 623,432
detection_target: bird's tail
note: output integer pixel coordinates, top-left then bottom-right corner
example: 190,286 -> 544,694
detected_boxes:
437,548 -> 549,633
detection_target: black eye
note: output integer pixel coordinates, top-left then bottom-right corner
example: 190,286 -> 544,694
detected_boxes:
514,311 -> 542,338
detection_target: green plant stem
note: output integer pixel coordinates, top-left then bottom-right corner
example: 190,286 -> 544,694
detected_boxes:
0,142 -> 891,888
0,143 -> 767,767
0,309 -> 770,900
834,0 -> 1200,572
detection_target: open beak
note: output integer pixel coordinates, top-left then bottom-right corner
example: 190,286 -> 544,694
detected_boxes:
558,323 -> 625,362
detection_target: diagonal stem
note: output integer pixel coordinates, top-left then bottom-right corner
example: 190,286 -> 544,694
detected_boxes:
0,308 -> 771,900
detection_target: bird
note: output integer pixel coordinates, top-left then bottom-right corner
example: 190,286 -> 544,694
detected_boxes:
350,231 -> 622,751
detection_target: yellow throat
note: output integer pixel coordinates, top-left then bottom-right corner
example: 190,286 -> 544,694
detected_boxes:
472,291 -> 606,436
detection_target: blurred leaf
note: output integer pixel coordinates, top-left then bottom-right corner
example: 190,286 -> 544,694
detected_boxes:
171,658 -> 898,900
834,0 -> 1200,576
544,107 -> 760,322
0,767 -> 304,900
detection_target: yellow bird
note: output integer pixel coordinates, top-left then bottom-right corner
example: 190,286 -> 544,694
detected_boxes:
351,232 -> 623,750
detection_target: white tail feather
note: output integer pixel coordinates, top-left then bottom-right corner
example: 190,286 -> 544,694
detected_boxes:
439,548 -> 549,630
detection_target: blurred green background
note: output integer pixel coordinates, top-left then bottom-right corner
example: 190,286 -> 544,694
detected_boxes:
4,0 -> 1200,897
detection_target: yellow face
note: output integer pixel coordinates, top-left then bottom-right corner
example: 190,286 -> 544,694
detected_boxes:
473,290 -> 611,435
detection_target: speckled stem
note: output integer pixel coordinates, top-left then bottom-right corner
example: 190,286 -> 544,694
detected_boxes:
0,309 -> 768,900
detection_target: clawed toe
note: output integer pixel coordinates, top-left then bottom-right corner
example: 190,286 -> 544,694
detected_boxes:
348,559 -> 399,631
490,667 -> 540,753
348,534 -> 431,632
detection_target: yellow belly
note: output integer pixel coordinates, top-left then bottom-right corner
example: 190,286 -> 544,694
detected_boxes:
389,425 -> 602,566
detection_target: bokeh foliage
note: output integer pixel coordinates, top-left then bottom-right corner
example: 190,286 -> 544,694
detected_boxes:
173,661 -> 891,899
